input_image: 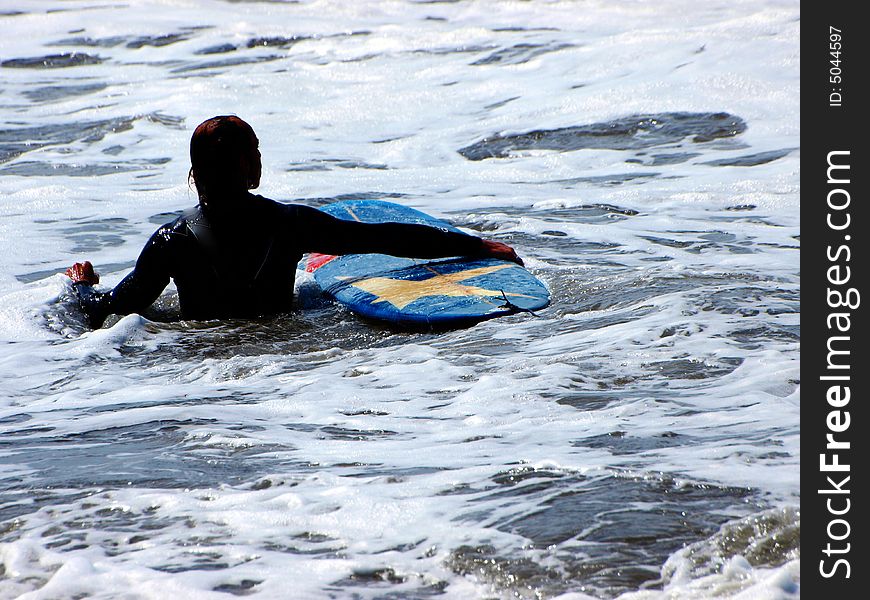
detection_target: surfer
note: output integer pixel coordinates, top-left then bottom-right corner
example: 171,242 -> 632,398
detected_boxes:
66,115 -> 523,328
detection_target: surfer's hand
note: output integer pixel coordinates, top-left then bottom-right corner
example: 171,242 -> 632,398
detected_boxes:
481,240 -> 524,266
66,261 -> 100,285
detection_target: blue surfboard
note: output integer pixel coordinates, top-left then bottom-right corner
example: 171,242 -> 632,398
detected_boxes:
303,200 -> 550,327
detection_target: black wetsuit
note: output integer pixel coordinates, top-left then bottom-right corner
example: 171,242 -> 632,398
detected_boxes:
73,194 -> 485,327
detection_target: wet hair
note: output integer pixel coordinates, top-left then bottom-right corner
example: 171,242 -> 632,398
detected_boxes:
189,115 -> 260,205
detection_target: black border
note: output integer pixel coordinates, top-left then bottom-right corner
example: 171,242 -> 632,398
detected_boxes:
802,5 -> 867,595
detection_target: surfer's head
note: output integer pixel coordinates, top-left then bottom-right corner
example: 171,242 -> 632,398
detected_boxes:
189,115 -> 261,206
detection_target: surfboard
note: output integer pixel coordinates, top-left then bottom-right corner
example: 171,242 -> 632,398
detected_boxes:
302,200 -> 550,327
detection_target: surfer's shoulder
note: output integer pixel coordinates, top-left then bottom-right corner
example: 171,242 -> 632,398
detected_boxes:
254,197 -> 323,225
145,207 -> 201,248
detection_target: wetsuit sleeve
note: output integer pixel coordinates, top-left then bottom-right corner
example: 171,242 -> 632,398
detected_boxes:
289,204 -> 485,258
72,227 -> 172,328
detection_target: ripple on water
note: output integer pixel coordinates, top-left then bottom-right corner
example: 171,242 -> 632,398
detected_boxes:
700,148 -> 797,167
21,82 -> 108,103
0,418 -> 307,525
50,32 -> 195,49
0,53 -> 104,69
469,42 -> 576,66
458,112 -> 747,160
447,469 -> 759,597
38,216 -> 140,254
285,158 -> 390,172
246,35 -> 309,49
0,160 -> 166,177
0,113 -> 182,165
169,54 -> 285,74
195,43 -> 238,55
659,506 -> 799,590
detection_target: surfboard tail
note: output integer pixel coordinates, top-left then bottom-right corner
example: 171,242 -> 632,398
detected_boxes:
306,253 -> 338,273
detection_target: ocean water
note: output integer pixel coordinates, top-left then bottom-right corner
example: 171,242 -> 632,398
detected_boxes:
0,1 -> 800,599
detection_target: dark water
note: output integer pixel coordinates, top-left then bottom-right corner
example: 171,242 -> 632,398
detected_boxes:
458,112 -> 748,160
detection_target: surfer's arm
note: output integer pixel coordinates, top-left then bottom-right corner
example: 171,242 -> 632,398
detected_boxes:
69,283 -> 111,329
67,228 -> 172,328
66,261 -> 111,328
291,204 -> 521,263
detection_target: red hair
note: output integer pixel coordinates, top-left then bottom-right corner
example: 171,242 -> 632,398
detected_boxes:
189,116 -> 260,205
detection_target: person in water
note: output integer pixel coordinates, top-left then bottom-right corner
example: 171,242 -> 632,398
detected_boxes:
66,115 -> 522,328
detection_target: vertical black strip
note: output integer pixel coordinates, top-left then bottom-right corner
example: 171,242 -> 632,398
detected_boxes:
803,4 -> 867,596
